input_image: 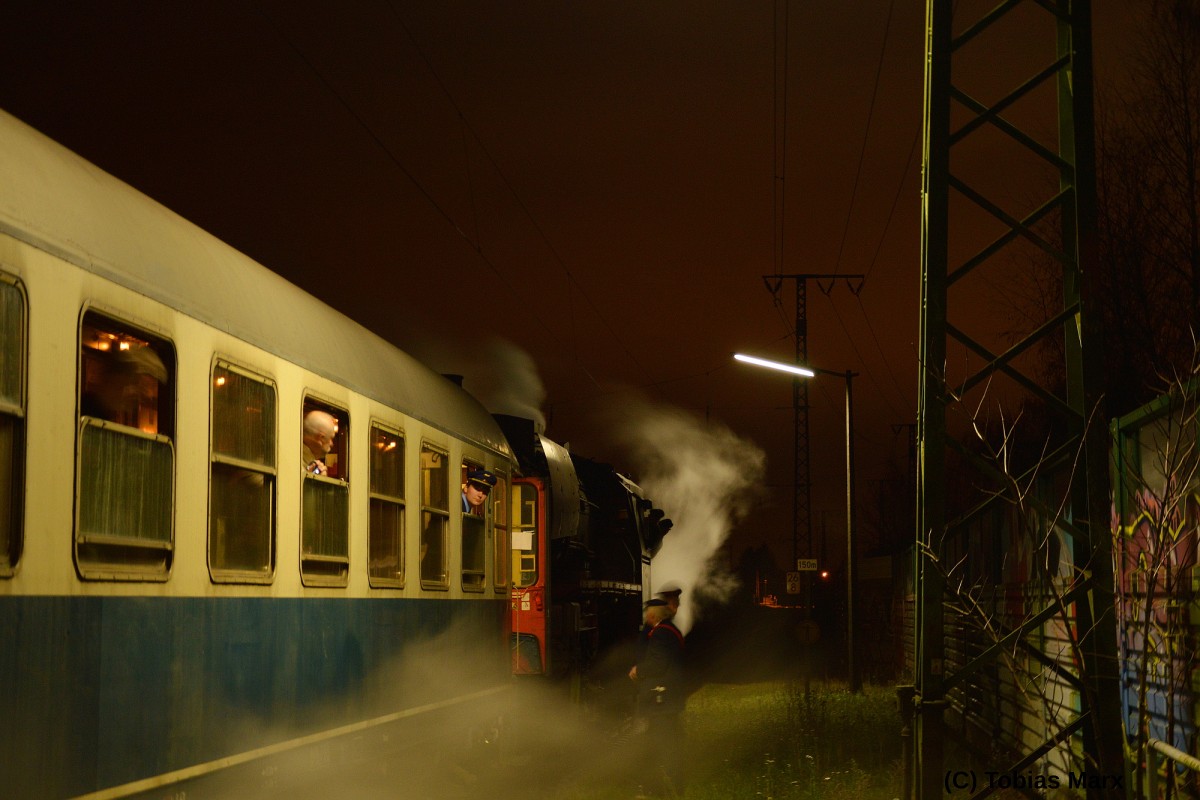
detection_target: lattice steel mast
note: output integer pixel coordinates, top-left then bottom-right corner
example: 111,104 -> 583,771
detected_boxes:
913,1 -> 1124,798
764,274 -> 864,569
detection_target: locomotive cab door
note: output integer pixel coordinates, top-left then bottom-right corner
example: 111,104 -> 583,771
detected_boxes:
510,477 -> 547,673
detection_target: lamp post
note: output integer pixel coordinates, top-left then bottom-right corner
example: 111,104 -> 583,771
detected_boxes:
735,353 -> 861,692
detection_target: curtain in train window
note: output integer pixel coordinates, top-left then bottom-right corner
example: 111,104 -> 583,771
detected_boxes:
492,472 -> 509,592
461,461 -> 486,592
209,362 -> 276,580
0,277 -> 25,575
76,311 -> 175,578
420,443 -> 449,589
301,400 -> 348,586
369,424 -> 405,586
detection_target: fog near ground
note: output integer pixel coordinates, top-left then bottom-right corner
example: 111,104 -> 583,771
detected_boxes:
142,611 -> 657,799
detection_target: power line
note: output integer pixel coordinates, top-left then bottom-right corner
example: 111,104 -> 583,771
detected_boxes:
864,129 -> 920,280
773,0 -> 791,280
851,293 -> 916,418
255,1 -> 663,395
384,3 -> 656,392
833,0 -> 898,276
821,289 -> 913,421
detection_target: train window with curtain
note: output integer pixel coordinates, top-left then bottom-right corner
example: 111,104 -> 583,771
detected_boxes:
300,399 -> 348,586
420,443 -> 449,589
491,471 -> 509,592
76,310 -> 175,579
0,275 -> 26,576
209,361 -> 276,582
460,461 -> 488,592
368,423 -> 405,587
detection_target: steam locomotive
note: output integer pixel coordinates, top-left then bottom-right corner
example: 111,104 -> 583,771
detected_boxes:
500,416 -> 671,687
0,108 -> 670,798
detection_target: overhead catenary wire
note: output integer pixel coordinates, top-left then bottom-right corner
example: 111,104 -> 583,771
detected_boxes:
832,0 -> 897,277
864,129 -> 920,280
257,1 -> 665,395
825,296 -> 911,423
773,0 -> 791,282
765,0 -> 914,427
554,334 -> 798,410
250,5 -> 527,295
385,2 -> 657,393
852,294 -> 917,418
852,129 -> 920,416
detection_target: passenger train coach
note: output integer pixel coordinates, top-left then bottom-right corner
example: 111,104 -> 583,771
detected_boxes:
0,109 -> 536,797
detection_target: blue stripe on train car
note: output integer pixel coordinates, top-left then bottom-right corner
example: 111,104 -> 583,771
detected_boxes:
0,595 -> 508,799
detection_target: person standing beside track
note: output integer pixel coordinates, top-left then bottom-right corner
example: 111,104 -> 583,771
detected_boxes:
632,597 -> 687,796
629,582 -> 685,681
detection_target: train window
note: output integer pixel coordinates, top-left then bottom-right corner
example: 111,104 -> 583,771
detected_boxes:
76,311 -> 175,579
368,423 -> 405,587
492,472 -> 509,592
512,483 -> 539,588
209,362 -> 276,582
301,399 -> 349,586
460,462 -> 487,592
420,443 -> 449,589
0,275 -> 25,576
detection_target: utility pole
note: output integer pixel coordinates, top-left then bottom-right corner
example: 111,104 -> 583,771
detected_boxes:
762,273 -> 864,571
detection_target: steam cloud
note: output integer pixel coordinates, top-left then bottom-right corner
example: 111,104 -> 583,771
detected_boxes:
463,338 -> 547,430
608,395 -> 766,633
450,336 -> 765,635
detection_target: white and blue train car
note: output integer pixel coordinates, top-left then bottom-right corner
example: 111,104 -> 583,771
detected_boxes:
0,109 -> 516,798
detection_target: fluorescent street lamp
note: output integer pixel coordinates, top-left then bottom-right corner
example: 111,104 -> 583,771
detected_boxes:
733,353 -> 816,378
735,352 -> 861,693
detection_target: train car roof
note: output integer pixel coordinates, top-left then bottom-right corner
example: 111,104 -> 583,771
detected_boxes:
0,109 -> 510,456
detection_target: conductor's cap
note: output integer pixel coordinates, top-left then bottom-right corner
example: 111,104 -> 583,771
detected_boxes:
467,469 -> 497,489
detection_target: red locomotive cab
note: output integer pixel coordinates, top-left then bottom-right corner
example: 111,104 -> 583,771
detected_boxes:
510,477 -> 547,674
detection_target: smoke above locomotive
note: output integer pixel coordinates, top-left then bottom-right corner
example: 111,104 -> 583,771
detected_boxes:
603,394 -> 766,634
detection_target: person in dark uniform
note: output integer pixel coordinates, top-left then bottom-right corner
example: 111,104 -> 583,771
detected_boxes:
632,597 -> 687,796
461,468 -> 496,513
629,581 -> 684,681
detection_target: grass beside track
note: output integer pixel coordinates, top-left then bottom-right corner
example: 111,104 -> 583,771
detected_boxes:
558,680 -> 904,799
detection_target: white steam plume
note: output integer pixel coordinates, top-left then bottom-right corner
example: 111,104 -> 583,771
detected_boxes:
463,338 -> 546,429
608,395 -> 766,633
